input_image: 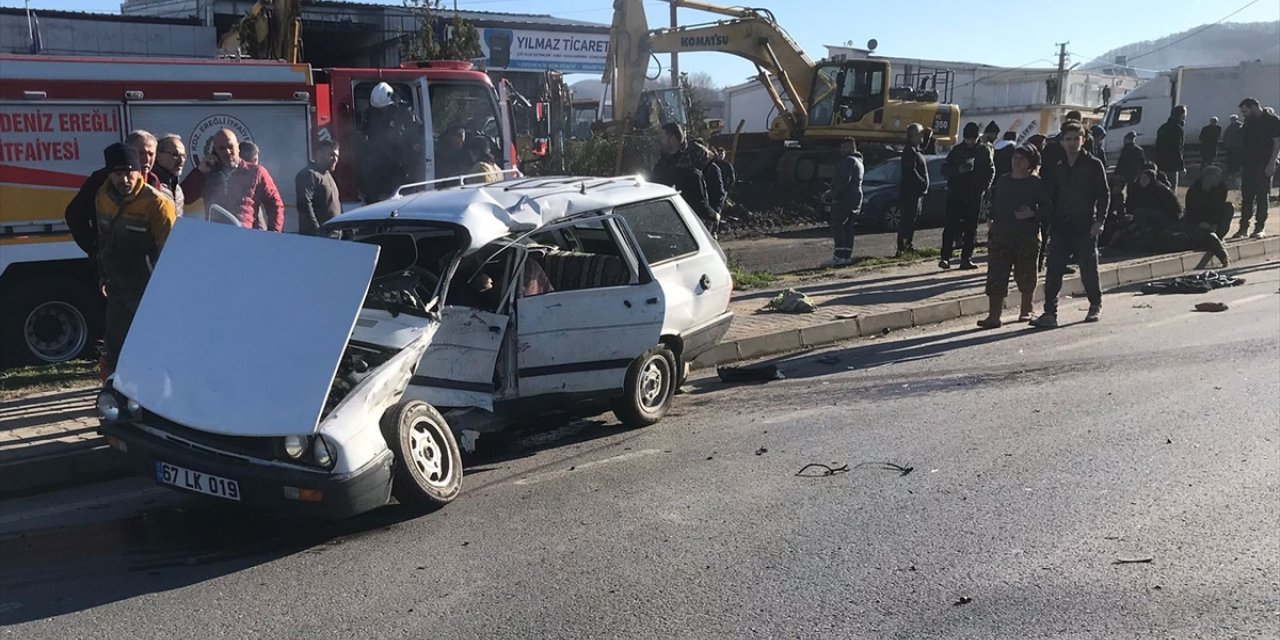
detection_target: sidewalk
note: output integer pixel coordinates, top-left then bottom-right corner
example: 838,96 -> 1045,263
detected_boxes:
2,236 -> 1277,498
696,235 -> 1280,367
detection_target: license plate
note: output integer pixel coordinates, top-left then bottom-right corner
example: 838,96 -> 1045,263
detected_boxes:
155,461 -> 241,501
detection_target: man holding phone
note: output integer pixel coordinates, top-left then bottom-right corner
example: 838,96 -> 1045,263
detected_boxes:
180,128 -> 284,231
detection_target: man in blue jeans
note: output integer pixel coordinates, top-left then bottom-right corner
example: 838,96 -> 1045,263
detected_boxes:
1032,121 -> 1110,328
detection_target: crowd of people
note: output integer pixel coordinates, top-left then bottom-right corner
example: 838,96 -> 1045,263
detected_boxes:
760,97 -> 1278,330
60,80 -> 523,376
650,122 -> 736,238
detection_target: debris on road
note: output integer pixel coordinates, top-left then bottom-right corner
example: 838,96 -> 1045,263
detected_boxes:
856,462 -> 914,476
755,447 -> 769,456
795,463 -> 849,477
1113,556 -> 1154,564
953,596 -> 973,607
762,288 -> 818,313
718,364 -> 784,383
1140,271 -> 1244,295
1193,302 -> 1229,312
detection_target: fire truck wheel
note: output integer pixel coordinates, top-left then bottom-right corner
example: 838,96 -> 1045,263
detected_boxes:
0,276 -> 102,366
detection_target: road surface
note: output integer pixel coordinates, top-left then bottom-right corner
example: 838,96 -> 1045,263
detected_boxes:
2,263 -> 1277,639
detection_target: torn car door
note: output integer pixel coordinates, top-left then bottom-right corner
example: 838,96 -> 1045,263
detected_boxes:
402,306 -> 508,411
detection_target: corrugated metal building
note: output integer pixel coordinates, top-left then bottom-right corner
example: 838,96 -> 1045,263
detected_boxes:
0,7 -> 215,58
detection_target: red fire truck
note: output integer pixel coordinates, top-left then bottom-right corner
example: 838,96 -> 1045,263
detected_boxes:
0,54 -> 514,366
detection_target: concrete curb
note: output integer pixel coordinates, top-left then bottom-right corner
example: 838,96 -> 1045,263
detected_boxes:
694,237 -> 1280,370
0,445 -> 129,499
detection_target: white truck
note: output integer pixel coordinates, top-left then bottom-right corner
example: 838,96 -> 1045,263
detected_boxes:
1104,61 -> 1280,146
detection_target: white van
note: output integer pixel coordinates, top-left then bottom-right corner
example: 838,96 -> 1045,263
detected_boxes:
97,175 -> 733,518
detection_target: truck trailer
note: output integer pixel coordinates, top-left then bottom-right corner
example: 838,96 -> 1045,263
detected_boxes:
1104,61 -> 1280,147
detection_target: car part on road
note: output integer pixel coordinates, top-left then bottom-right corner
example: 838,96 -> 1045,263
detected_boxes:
381,400 -> 463,510
795,463 -> 849,477
611,346 -> 677,428
1140,271 -> 1245,294
717,364 -> 784,383
855,462 -> 914,476
1193,302 -> 1229,312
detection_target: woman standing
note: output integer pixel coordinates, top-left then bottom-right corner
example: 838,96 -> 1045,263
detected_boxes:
978,146 -> 1052,328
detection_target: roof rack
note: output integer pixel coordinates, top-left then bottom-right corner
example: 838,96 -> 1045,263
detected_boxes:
392,169 -> 524,198
503,175 -> 650,215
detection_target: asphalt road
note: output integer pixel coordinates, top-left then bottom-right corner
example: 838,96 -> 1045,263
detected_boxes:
2,263 -> 1277,639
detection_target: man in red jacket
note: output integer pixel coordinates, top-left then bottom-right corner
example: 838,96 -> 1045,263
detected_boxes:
181,128 -> 284,231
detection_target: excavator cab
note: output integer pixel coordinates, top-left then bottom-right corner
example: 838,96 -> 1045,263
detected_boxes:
807,61 -> 889,128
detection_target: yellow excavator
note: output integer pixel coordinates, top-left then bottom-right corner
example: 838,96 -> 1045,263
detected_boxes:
607,0 -> 961,182
218,0 -> 303,63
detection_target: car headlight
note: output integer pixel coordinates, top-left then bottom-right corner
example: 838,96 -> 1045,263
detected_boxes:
126,398 -> 143,418
283,435 -> 309,459
96,391 -> 121,422
312,436 -> 334,468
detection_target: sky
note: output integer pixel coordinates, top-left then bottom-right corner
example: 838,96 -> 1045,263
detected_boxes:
5,0 -> 1278,85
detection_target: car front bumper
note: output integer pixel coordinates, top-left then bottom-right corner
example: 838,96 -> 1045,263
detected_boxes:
100,421 -> 394,520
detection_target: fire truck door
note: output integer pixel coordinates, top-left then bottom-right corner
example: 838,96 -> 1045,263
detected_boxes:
498,80 -> 515,169
413,77 -> 436,183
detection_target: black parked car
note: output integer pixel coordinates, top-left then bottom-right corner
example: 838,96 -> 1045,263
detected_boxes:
853,155 -> 949,232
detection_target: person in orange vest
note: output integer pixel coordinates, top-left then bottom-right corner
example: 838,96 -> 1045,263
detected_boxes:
95,143 -> 177,376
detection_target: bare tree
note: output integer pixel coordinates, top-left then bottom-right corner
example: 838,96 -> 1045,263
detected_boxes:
401,0 -> 482,62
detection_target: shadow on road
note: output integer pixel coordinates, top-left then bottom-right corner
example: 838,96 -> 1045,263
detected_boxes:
0,408 -> 638,625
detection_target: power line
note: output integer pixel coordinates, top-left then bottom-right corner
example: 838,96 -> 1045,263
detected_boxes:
1126,0 -> 1264,64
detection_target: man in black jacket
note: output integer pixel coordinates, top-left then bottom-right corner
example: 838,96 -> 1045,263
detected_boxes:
1199,117 -> 1222,170
897,123 -> 930,256
1116,132 -> 1145,183
1155,105 -> 1187,190
1031,122 -> 1109,328
939,122 -> 994,270
651,122 -> 711,228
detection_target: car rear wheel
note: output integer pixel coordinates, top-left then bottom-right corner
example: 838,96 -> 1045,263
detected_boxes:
381,400 -> 462,510
611,346 -> 676,428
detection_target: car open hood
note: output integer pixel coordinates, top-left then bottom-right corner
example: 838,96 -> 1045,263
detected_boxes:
113,220 -> 380,437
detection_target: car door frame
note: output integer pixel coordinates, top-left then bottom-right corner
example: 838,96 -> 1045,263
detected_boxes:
507,212 -> 665,401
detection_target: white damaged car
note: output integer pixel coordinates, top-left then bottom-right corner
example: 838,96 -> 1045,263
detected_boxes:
98,175 -> 733,518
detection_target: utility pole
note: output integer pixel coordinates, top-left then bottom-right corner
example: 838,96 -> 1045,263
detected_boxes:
1054,42 -> 1068,105
670,1 -> 680,88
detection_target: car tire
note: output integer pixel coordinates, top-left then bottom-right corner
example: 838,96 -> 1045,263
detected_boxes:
611,346 -> 676,428
882,202 -> 902,232
381,400 -> 462,510
0,275 -> 101,366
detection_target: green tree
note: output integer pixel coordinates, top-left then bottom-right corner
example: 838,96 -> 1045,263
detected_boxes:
401,0 -> 482,62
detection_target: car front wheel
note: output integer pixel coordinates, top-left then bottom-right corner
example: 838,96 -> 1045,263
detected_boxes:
381,400 -> 462,510
611,346 -> 676,428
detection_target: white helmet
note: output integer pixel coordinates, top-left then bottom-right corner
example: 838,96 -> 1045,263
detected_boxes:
369,82 -> 395,109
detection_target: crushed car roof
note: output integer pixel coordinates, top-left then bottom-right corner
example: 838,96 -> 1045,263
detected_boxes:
329,176 -> 680,253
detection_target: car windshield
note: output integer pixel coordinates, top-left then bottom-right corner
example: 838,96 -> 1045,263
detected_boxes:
863,159 -> 902,184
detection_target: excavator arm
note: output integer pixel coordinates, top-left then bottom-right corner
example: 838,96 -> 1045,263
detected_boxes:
607,0 -> 822,137
218,0 -> 302,63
